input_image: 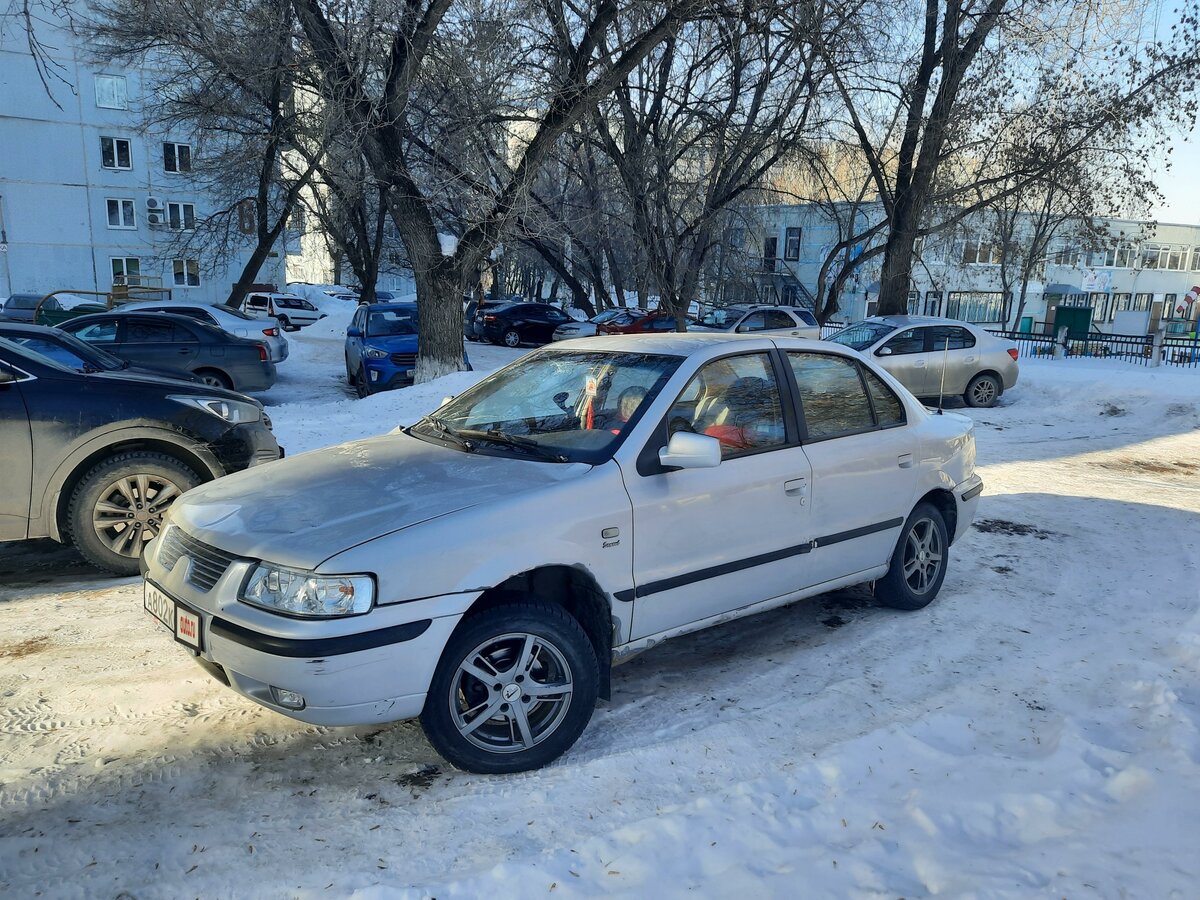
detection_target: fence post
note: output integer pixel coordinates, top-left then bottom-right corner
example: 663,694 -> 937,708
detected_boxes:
1053,326 -> 1069,359
1149,326 -> 1165,368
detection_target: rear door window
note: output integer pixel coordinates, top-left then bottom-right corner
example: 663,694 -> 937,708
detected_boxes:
787,352 -> 875,440
125,320 -> 177,343
930,325 -> 976,350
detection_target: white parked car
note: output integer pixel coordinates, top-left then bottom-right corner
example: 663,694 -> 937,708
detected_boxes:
693,305 -> 821,339
826,316 -> 1019,408
114,300 -> 289,364
242,292 -> 325,330
142,333 -> 982,773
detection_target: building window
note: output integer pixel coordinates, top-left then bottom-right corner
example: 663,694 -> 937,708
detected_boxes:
95,74 -> 128,109
960,235 -> 1002,265
163,142 -> 192,174
1110,293 -> 1134,319
1191,248 -> 1200,271
924,291 -> 942,316
1088,243 -> 1133,268
783,227 -> 801,261
906,290 -> 920,315
1134,292 -> 1153,311
763,236 -> 777,273
105,198 -> 136,229
173,259 -> 201,287
111,257 -> 141,286
100,136 -> 132,170
1088,292 -> 1111,322
167,202 -> 196,231
1140,245 -> 1187,271
946,291 -> 1007,323
1051,244 -> 1084,266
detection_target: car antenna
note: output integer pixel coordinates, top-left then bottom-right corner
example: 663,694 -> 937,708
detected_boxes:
936,326 -> 950,415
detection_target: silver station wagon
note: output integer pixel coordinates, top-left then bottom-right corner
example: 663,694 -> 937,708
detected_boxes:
827,316 -> 1019,407
143,334 -> 983,773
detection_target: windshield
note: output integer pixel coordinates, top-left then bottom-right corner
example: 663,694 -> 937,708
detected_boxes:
411,349 -> 682,464
699,307 -> 749,328
826,321 -> 895,350
367,307 -> 418,336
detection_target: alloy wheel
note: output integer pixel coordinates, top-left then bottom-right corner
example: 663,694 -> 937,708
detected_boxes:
449,632 -> 574,753
503,330 -> 521,348
902,516 -> 943,595
970,377 -> 997,406
90,474 -> 183,558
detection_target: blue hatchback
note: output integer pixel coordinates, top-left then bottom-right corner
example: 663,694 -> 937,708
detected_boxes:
345,302 -> 469,397
345,303 -> 420,397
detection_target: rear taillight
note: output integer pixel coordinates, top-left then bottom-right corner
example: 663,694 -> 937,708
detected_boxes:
483,315 -> 497,322
263,326 -> 279,337
257,343 -> 268,361
1007,348 -> 1019,361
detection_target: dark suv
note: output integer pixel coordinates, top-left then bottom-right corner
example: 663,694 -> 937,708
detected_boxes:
0,338 -> 282,575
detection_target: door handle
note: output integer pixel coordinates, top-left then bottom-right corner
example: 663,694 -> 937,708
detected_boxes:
964,355 -> 977,362
177,348 -> 192,355
914,360 -> 926,368
898,453 -> 914,469
784,478 -> 808,504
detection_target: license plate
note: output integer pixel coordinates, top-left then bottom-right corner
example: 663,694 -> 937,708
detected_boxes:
144,581 -> 203,651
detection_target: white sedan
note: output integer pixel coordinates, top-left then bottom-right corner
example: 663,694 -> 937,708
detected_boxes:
142,334 -> 982,773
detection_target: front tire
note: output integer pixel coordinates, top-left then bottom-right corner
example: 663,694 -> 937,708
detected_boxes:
66,452 -> 202,575
875,502 -> 948,610
964,373 -> 1000,408
420,602 -> 599,774
354,369 -> 372,399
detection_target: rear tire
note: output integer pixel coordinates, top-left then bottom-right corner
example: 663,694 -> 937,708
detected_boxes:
502,329 -> 522,348
875,502 -> 948,611
195,368 -> 232,389
964,373 -> 1000,408
420,601 -> 599,774
66,451 -> 202,576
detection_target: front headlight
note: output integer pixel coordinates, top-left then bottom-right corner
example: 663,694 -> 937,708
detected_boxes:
170,395 -> 262,424
240,563 -> 375,617
364,347 -> 389,359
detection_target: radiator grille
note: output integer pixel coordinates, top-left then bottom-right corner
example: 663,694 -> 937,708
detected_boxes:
390,352 -> 417,366
157,526 -> 240,592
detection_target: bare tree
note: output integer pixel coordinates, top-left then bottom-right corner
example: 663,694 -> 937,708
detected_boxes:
290,0 -> 716,380
824,0 -> 1200,315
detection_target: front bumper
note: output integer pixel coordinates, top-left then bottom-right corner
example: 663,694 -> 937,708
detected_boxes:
143,540 -> 464,726
363,360 -> 415,392
210,421 -> 282,473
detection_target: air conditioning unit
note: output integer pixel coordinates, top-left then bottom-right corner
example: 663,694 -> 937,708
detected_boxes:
146,196 -> 164,211
147,212 -> 165,227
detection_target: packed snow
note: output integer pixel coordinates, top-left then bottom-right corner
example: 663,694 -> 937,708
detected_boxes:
1,319 -> 1199,897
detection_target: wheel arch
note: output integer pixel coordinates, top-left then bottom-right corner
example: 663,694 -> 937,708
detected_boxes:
916,487 -> 957,545
969,368 -> 1004,394
463,564 -> 614,700
41,433 -> 222,542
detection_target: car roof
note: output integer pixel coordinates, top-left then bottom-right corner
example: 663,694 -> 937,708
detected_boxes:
861,315 -> 979,328
66,310 -> 221,331
364,301 -> 418,310
0,321 -> 64,335
549,332 -> 845,357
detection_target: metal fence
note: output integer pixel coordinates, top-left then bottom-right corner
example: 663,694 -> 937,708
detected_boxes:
819,322 -> 849,339
986,329 -> 1200,369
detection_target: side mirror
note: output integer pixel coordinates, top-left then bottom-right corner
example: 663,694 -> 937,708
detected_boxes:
658,431 -> 721,470
876,346 -> 893,356
346,327 -> 362,338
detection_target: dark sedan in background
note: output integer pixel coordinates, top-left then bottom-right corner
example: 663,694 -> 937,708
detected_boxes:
0,337 -> 280,574
479,302 -> 573,347
0,293 -> 62,323
0,322 -> 199,382
59,312 -> 276,392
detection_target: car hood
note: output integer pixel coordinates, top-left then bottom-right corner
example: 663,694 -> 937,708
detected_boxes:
361,334 -> 419,351
168,431 -> 583,570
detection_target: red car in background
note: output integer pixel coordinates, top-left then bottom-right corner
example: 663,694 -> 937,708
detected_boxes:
597,310 -> 699,335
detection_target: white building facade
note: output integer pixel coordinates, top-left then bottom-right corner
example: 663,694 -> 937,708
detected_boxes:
750,203 -> 1200,334
0,17 -> 290,305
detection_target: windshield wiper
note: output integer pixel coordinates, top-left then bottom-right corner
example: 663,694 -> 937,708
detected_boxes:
414,416 -> 475,452
458,428 -> 569,463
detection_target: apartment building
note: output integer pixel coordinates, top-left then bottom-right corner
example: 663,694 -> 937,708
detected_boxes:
0,17 -> 292,305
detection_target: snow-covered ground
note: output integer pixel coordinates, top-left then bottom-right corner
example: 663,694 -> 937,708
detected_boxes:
2,324 -> 1199,897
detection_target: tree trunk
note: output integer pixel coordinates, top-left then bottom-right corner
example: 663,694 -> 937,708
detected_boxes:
224,227 -> 284,308
413,265 -> 465,382
877,214 -> 918,315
